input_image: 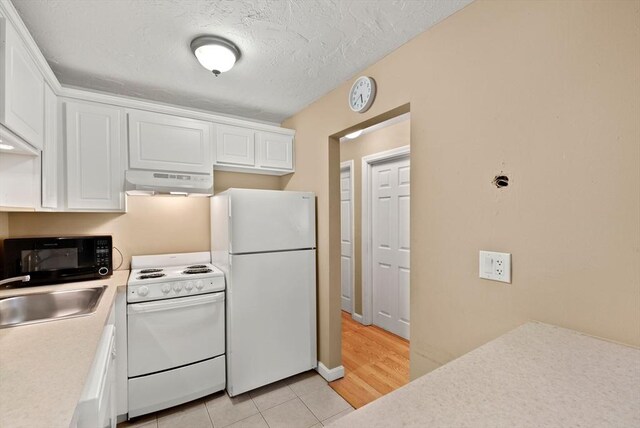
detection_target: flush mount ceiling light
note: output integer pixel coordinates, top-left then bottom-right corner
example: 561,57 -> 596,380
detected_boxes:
191,35 -> 240,76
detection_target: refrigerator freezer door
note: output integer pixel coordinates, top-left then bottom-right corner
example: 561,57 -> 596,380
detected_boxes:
229,189 -> 315,254
227,249 -> 317,396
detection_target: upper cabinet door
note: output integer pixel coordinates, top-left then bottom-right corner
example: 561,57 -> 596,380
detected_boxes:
215,125 -> 255,166
128,110 -> 213,174
256,132 -> 293,171
65,100 -> 125,211
41,83 -> 58,209
0,18 -> 44,149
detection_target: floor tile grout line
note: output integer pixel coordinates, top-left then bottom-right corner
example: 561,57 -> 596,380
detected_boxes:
257,412 -> 270,428
298,383 -> 352,422
203,399 -> 215,428
296,392 -> 325,425
291,377 -> 354,424
259,409 -> 274,428
224,411 -> 265,428
260,396 -> 305,428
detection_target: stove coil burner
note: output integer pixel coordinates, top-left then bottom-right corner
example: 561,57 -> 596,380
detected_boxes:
186,265 -> 208,269
183,268 -> 213,275
140,268 -> 163,274
138,273 -> 166,280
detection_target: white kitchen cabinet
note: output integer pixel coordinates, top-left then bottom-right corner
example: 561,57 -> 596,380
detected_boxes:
215,124 -> 255,167
115,289 -> 128,422
41,83 -> 57,209
75,324 -> 117,428
213,126 -> 295,175
256,132 -> 293,171
65,100 -> 126,211
128,109 -> 213,174
0,17 -> 44,149
0,150 -> 40,211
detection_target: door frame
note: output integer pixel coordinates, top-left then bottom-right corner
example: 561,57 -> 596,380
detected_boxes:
361,145 -> 410,325
340,160 -> 355,315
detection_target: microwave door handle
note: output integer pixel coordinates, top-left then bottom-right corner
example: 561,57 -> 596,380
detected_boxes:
23,252 -> 36,272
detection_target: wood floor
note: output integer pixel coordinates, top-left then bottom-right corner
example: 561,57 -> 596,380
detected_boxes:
329,311 -> 409,409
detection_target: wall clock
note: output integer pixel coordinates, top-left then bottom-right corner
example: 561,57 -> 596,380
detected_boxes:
348,76 -> 376,113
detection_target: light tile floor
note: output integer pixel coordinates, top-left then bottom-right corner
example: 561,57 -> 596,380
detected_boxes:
118,371 -> 354,428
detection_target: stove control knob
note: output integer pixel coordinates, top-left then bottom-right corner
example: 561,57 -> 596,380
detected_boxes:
185,281 -> 194,291
137,286 -> 149,297
173,283 -> 183,292
195,280 -> 204,290
161,284 -> 171,294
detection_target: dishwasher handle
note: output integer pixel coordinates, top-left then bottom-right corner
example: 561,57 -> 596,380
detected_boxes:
127,292 -> 224,314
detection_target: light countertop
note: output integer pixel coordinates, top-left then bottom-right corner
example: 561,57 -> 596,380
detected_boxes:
328,322 -> 640,427
0,270 -> 129,428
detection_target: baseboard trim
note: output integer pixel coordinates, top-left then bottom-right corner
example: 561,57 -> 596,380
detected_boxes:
352,312 -> 364,324
316,362 -> 345,382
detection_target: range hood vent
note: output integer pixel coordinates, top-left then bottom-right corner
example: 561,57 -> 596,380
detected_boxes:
125,170 -> 213,196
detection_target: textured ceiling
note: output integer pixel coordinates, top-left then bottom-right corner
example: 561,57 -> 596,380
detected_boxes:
12,0 -> 472,123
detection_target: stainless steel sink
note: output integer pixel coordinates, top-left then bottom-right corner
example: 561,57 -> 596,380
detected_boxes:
0,286 -> 106,329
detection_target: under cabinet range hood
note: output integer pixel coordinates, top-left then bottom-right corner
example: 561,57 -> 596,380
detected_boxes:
0,124 -> 39,156
125,170 -> 213,196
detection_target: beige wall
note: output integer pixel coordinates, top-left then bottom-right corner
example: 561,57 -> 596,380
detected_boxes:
339,119 -> 410,314
6,171 -> 281,270
9,197 -> 211,270
282,0 -> 640,377
214,171 -> 281,194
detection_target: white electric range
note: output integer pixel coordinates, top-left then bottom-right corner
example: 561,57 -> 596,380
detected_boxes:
126,252 -> 226,418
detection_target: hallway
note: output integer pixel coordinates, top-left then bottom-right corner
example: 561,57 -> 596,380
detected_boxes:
329,311 -> 410,409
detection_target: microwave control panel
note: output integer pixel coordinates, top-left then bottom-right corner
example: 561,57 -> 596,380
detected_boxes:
96,238 -> 112,275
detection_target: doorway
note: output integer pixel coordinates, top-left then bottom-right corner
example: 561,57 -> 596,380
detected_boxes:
330,113 -> 410,409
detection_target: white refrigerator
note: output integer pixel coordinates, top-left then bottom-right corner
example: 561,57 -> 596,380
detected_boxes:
211,189 -> 317,397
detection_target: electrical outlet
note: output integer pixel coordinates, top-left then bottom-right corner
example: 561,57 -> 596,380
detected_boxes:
479,251 -> 511,283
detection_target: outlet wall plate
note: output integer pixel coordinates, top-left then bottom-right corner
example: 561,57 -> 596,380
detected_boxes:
479,251 -> 511,283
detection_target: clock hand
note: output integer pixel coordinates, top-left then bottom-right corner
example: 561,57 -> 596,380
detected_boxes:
359,94 -> 363,104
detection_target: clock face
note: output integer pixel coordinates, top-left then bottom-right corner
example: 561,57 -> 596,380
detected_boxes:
349,76 -> 376,113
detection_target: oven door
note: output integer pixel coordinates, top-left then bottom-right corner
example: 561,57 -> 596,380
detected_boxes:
127,292 -> 225,378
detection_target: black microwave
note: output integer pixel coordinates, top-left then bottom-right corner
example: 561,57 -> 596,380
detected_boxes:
2,236 -> 113,286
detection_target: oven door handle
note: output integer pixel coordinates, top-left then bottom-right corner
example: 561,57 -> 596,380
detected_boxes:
127,293 -> 224,314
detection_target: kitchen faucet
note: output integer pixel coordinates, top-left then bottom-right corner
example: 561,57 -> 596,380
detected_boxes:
0,275 -> 31,287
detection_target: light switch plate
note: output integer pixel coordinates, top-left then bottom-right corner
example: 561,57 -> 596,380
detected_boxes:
479,251 -> 511,283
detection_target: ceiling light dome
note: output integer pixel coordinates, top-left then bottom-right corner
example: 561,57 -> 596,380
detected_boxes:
191,35 -> 240,76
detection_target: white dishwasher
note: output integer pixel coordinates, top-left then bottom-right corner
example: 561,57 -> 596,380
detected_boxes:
126,252 -> 226,418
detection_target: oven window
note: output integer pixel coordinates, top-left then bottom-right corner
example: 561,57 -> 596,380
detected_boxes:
20,249 -> 79,273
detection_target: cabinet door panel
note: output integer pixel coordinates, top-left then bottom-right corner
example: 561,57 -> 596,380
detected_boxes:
1,20 -> 44,148
256,132 -> 293,170
215,125 -> 255,166
65,101 -> 123,210
41,84 -> 57,209
128,110 -> 212,174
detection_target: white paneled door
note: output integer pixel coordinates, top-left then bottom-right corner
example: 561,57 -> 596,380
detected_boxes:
371,157 -> 410,339
340,163 -> 354,313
